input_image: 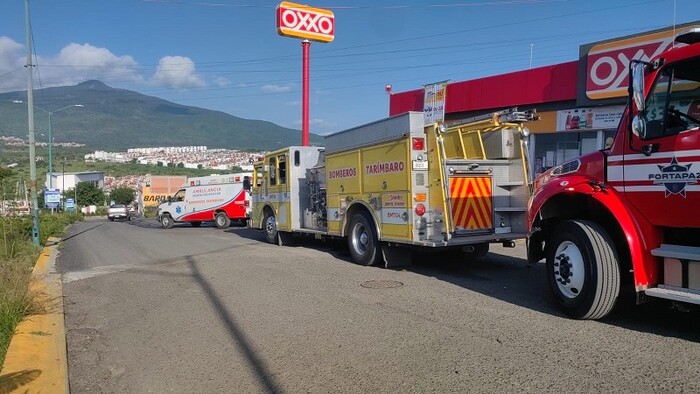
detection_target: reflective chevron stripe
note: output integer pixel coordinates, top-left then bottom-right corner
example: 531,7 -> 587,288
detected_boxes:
449,177 -> 493,231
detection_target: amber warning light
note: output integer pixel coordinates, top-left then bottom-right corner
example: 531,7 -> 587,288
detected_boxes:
276,2 -> 335,43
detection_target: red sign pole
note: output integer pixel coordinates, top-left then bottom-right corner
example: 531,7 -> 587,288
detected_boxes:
276,2 -> 334,146
302,39 -> 310,146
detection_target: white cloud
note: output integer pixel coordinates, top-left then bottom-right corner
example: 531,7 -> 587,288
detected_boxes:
0,38 -> 142,92
214,77 -> 230,87
0,36 -> 25,92
262,83 -> 293,93
153,56 -> 205,89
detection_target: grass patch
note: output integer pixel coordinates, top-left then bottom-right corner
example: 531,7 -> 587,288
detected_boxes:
0,212 -> 83,368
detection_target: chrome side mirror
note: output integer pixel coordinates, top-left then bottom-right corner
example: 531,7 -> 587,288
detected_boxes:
632,63 -> 645,112
632,115 -> 647,139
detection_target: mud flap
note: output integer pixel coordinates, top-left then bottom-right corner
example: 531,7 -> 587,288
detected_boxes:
382,243 -> 412,268
278,231 -> 294,246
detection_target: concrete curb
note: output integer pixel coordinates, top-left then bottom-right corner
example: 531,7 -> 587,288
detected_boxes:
0,237 -> 69,393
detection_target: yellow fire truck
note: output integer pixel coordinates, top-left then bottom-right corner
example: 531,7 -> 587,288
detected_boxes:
251,108 -> 538,266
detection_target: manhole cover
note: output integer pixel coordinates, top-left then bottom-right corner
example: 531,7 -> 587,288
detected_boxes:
360,280 -> 404,289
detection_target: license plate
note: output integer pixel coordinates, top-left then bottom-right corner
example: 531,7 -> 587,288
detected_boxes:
412,160 -> 428,170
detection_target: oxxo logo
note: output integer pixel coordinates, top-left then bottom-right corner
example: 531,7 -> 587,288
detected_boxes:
585,28 -> 696,100
276,2 -> 335,43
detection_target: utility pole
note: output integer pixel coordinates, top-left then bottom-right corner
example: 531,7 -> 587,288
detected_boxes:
62,161 -> 65,210
25,0 -> 39,246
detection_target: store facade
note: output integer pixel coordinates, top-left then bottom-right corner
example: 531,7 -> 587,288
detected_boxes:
389,21 -> 699,178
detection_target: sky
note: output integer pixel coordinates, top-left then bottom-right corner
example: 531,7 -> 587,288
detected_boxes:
1,0 -> 699,137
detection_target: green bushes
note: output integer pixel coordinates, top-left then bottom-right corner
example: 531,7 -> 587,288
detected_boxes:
0,212 -> 83,367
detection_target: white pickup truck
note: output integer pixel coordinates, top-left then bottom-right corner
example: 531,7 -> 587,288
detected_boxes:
107,204 -> 131,221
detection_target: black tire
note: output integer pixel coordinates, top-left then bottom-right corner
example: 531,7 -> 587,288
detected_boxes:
347,211 -> 382,266
191,221 -> 202,227
108,217 -> 114,222
546,220 -> 620,320
215,212 -> 231,229
263,210 -> 278,244
161,214 -> 174,229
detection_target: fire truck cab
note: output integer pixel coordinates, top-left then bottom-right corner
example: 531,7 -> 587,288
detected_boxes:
528,29 -> 700,319
251,109 -> 538,267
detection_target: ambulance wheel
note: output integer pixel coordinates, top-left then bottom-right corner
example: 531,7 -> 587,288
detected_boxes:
191,221 -> 202,227
263,211 -> 278,244
215,212 -> 231,229
546,220 -> 620,320
348,211 -> 382,266
161,214 -> 174,229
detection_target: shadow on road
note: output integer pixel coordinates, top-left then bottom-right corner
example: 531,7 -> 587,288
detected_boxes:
406,249 -> 700,342
232,230 -> 700,341
55,222 -> 104,244
184,255 -> 282,393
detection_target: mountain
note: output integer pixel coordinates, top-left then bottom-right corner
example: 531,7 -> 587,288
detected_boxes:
0,80 -> 323,150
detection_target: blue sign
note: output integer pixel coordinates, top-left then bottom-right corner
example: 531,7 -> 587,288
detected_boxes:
44,188 -> 61,209
65,198 -> 76,212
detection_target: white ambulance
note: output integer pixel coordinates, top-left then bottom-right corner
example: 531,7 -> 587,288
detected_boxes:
158,172 -> 252,229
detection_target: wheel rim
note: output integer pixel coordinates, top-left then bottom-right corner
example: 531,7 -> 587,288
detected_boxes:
553,240 -> 586,299
162,217 -> 170,227
351,222 -> 369,256
265,215 -> 276,238
217,215 -> 224,226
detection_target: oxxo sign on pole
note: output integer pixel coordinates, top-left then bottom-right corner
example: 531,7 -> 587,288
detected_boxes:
276,2 -> 335,146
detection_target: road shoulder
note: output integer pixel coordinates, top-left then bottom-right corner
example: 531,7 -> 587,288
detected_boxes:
0,238 -> 68,393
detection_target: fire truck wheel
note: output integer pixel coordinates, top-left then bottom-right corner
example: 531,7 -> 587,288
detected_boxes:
215,212 -> 231,229
161,214 -> 174,229
263,211 -> 278,244
546,220 -> 620,320
348,211 -> 381,266
191,221 -> 202,227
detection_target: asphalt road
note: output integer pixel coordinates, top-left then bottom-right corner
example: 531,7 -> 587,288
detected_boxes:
57,217 -> 700,393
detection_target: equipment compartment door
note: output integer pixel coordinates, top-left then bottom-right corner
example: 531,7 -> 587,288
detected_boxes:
448,176 -> 493,233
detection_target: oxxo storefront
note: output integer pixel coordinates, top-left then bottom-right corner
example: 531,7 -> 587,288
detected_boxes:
389,22 -> 699,179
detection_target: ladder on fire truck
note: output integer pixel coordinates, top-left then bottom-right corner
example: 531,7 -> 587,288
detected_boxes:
433,107 -> 538,237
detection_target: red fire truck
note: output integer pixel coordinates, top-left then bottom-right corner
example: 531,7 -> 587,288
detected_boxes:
528,29 -> 700,319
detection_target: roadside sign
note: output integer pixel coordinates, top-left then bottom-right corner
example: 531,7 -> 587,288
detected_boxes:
65,198 -> 76,212
44,188 -> 61,209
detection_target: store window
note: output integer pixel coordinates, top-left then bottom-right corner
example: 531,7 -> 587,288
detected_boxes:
533,130 -> 605,176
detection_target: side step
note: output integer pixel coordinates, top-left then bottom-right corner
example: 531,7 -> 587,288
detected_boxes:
644,286 -> 700,305
651,244 -> 700,260
648,244 -> 700,305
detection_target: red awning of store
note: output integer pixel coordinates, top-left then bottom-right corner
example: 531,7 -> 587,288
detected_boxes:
389,61 -> 578,116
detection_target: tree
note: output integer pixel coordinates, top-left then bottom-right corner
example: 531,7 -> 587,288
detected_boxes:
109,186 -> 136,205
0,167 -> 12,182
75,181 -> 105,206
177,162 -> 184,168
